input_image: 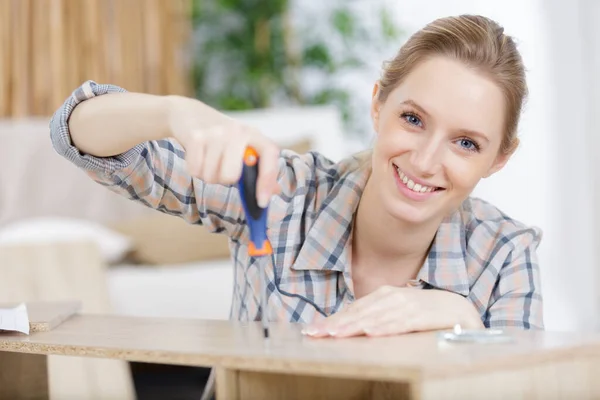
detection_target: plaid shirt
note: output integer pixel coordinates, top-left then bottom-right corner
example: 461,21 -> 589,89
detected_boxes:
50,81 -> 544,329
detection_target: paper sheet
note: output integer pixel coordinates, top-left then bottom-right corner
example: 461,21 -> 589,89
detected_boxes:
0,303 -> 30,335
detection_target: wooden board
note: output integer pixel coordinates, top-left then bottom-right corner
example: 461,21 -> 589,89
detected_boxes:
0,301 -> 80,333
232,370 -> 413,400
29,301 -> 81,332
0,242 -> 135,400
216,356 -> 600,400
0,352 -> 48,400
2,313 -> 600,383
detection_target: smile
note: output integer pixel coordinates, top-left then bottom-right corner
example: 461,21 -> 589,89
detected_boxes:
394,165 -> 440,193
392,164 -> 444,202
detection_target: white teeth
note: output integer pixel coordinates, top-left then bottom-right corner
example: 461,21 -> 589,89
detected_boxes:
395,166 -> 436,193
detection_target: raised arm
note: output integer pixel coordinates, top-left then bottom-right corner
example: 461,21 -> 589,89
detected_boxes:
67,86 -> 208,158
50,81 -> 281,235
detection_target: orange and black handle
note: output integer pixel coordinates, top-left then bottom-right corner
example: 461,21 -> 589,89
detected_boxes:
238,147 -> 273,257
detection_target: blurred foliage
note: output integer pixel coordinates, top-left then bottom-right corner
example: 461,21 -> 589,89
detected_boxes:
191,0 -> 402,135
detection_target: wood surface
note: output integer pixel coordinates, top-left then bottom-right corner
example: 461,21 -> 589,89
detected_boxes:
1,313 -> 600,383
1,307 -> 600,398
421,357 -> 600,400
0,301 -> 81,333
0,352 -> 49,400
27,301 -> 80,332
216,356 -> 600,400
0,242 -> 135,400
229,370 -> 413,400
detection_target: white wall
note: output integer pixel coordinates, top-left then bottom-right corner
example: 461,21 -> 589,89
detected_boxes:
581,0 -> 600,329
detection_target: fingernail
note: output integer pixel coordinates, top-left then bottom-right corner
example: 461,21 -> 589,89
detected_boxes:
301,328 -> 318,336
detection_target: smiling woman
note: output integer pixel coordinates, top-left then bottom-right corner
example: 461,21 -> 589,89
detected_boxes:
49,14 -> 542,343
311,15 -> 539,337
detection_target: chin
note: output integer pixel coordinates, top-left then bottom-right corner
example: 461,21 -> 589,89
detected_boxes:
382,194 -> 433,224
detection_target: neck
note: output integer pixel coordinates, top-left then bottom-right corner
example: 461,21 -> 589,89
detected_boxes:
353,175 -> 441,267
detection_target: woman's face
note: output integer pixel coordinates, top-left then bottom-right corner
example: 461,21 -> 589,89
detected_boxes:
370,55 -> 512,224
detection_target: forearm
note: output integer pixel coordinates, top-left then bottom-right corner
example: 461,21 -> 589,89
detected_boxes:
50,80 -> 268,239
68,92 -> 233,157
68,92 -> 170,157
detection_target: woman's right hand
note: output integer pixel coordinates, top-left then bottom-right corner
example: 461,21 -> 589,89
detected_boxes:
166,95 -> 281,208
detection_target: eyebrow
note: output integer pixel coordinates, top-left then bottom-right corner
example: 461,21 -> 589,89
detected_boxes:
401,99 -> 490,143
402,99 -> 430,118
458,128 -> 490,143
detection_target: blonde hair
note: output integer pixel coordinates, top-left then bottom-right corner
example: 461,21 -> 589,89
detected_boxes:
377,15 -> 527,155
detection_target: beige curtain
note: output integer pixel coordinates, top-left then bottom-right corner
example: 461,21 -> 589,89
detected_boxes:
0,0 -> 192,118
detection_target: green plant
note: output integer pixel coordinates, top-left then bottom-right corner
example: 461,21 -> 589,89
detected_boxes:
191,0 -> 402,136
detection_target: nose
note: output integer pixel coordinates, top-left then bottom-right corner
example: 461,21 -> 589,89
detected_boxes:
409,136 -> 443,177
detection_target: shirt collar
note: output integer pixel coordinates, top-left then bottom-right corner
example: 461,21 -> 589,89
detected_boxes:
290,157 -> 470,297
290,155 -> 368,273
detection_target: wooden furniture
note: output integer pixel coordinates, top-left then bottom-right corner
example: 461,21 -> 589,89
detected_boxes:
0,301 -> 80,399
19,301 -> 80,332
1,303 -> 599,399
0,243 -> 135,400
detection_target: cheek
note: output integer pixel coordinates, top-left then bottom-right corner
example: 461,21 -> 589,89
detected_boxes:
375,122 -> 413,158
444,157 -> 487,190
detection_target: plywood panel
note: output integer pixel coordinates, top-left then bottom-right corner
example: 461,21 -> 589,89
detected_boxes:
2,312 -> 600,385
0,242 -> 135,400
0,352 -> 48,400
0,301 -> 80,333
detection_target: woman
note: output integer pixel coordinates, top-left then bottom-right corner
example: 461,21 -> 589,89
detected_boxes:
50,14 -> 543,338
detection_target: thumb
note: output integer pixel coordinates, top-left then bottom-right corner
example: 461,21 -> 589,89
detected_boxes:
249,135 -> 280,208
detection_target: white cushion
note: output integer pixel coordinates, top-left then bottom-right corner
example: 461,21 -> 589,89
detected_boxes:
0,217 -> 133,265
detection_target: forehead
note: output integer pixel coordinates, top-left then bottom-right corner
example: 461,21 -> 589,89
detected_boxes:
387,56 -> 506,142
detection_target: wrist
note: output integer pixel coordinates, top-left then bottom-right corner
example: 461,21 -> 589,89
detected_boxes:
163,95 -> 190,143
164,94 -> 235,149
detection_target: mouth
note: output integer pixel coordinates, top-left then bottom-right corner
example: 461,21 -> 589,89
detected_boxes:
392,164 -> 445,201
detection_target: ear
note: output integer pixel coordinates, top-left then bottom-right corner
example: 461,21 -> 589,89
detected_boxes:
370,82 -> 382,133
484,138 -> 519,178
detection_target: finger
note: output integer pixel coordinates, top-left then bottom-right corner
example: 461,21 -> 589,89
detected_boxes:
219,128 -> 248,184
342,285 -> 399,316
303,309 -> 354,337
363,315 -> 421,337
201,127 -> 228,183
362,304 -> 454,337
184,131 -> 206,178
249,134 -> 280,208
306,303 -> 396,339
331,305 -> 399,338
306,309 -> 361,337
305,291 -> 398,338
314,286 -> 401,332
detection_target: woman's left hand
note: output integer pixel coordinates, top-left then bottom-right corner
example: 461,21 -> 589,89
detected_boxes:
302,285 -> 483,338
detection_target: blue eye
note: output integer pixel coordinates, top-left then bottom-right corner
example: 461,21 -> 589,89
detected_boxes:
458,138 -> 480,152
401,112 -> 423,127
